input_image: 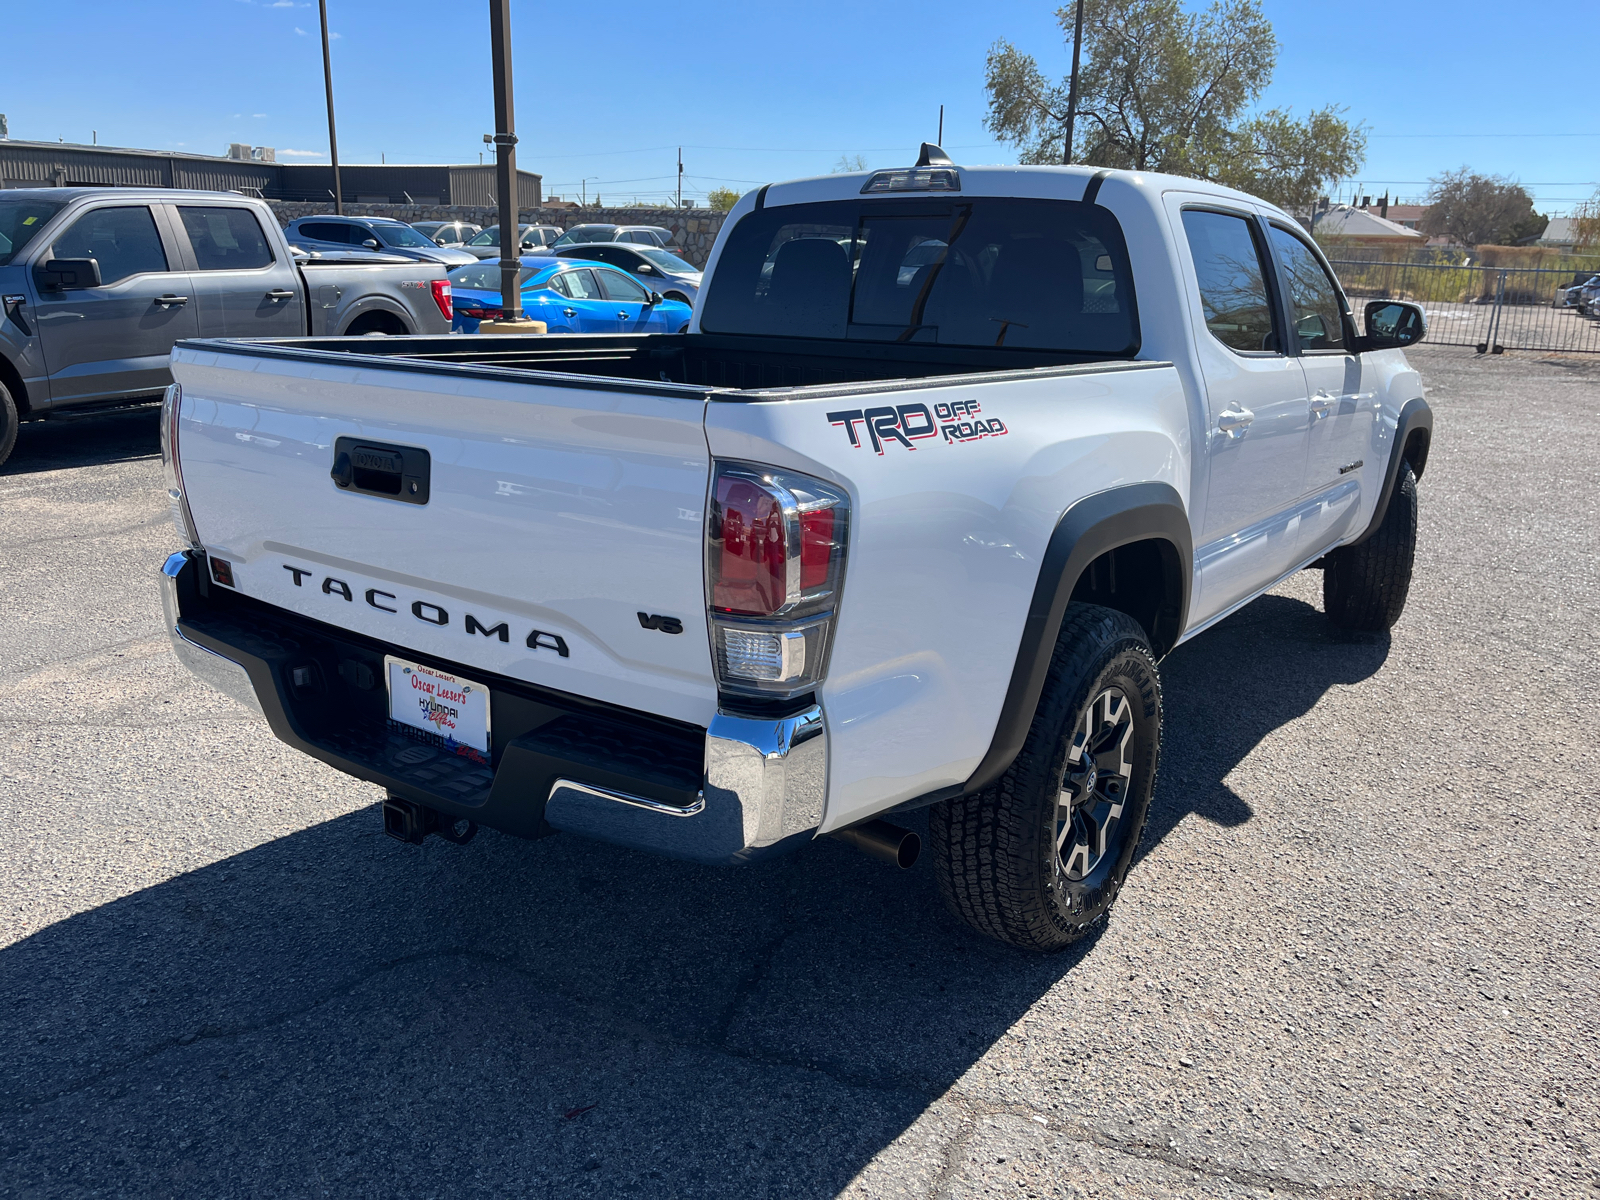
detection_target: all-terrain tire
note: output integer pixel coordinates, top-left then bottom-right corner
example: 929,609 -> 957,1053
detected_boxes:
928,604 -> 1162,952
0,381 -> 17,471
1324,462 -> 1418,631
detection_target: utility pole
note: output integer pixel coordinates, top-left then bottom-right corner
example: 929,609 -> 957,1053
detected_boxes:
318,0 -> 342,214
677,147 -> 683,208
488,0 -> 524,323
1062,0 -> 1084,165
938,105 -> 943,146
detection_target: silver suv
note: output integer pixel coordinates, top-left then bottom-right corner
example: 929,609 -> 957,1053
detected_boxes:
285,216 -> 477,267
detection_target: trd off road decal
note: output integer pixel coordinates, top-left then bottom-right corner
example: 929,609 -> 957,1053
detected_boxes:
827,401 -> 1007,454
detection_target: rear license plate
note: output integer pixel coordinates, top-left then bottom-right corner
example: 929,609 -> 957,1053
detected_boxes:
385,655 -> 492,756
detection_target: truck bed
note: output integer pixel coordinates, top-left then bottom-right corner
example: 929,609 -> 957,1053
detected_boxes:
202,330 -> 1121,394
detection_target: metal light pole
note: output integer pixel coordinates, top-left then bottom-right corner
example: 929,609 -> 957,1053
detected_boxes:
318,0 -> 342,214
1062,0 -> 1084,165
489,0 -> 522,322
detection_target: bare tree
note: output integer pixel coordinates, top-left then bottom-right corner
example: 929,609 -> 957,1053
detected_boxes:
983,0 -> 1364,210
1420,169 -> 1540,247
832,154 -> 870,173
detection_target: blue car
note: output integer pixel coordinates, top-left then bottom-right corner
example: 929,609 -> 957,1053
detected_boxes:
448,257 -> 692,334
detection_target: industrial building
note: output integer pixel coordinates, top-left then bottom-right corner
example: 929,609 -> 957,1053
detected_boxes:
0,139 -> 541,206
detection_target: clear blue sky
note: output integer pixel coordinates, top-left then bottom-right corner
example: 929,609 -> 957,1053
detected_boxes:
2,0 -> 1596,212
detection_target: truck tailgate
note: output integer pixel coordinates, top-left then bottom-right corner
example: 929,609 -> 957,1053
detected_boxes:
170,344 -> 717,727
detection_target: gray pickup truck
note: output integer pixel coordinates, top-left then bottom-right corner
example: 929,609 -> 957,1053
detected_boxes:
0,188 -> 452,466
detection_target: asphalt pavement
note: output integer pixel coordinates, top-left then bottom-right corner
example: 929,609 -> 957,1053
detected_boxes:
1,346 -> 1596,1199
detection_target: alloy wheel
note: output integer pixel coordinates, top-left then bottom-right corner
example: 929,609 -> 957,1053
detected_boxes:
1056,686 -> 1134,881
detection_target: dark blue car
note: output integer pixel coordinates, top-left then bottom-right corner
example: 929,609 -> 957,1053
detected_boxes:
448,257 -> 692,334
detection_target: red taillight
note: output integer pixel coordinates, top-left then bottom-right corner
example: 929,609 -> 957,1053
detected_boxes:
712,475 -> 789,616
799,507 -> 834,591
431,278 -> 453,320
706,462 -> 849,698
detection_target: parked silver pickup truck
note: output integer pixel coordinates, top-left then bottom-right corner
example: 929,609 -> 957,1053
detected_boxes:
0,188 -> 452,466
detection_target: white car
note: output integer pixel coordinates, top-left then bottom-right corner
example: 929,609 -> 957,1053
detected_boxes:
157,148 -> 1432,951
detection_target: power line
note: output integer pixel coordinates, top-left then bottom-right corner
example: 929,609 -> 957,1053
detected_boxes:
1369,132 -> 1600,139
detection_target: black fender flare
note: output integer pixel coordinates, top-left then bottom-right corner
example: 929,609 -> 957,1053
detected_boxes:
1350,396 -> 1432,545
962,482 -> 1192,795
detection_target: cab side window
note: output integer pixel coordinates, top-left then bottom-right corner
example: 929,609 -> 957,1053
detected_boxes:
51,206 -> 169,284
178,207 -> 275,271
1268,225 -> 1347,351
1181,209 -> 1279,354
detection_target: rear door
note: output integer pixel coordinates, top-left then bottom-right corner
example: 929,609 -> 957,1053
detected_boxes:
549,267 -> 618,331
170,203 -> 306,338
32,202 -> 197,403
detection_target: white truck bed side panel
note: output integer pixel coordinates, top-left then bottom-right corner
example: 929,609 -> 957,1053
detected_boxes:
705,364 -> 1190,832
171,347 -> 718,727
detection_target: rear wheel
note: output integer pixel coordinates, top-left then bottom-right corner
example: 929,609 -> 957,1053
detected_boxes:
345,311 -> 408,336
0,381 -> 17,470
928,604 -> 1162,952
664,291 -> 691,305
1324,462 -> 1418,631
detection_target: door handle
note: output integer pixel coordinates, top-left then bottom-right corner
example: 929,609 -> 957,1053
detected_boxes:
265,289 -> 295,302
154,294 -> 189,308
1217,407 -> 1254,437
562,307 -> 577,318
1308,392 -> 1335,416
618,310 -> 630,320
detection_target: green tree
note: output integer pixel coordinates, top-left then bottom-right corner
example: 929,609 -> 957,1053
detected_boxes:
1419,169 -> 1541,246
706,187 -> 741,213
983,0 -> 1365,210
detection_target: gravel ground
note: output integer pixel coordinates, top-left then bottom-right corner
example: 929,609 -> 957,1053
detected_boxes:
0,346 -> 1596,1199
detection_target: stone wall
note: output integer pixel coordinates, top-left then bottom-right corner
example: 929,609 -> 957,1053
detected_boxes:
265,201 -> 728,268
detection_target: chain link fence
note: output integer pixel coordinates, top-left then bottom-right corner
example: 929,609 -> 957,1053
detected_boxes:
1329,259 -> 1600,354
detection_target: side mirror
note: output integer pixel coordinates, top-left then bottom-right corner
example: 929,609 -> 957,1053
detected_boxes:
648,291 -> 664,306
362,238 -> 380,250
34,258 -> 103,291
435,237 -> 450,246
1360,300 -> 1426,351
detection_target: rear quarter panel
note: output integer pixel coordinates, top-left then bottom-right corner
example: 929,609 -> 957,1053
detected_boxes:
705,363 -> 1190,831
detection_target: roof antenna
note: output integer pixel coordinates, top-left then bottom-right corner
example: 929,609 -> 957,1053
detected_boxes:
916,142 -> 953,168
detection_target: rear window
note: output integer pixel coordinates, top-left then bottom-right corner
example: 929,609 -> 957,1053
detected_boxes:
700,197 -> 1137,354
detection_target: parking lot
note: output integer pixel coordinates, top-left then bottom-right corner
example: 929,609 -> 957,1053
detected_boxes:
0,344 -> 1595,1198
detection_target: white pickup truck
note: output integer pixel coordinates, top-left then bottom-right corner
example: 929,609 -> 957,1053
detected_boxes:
158,148 -> 1432,951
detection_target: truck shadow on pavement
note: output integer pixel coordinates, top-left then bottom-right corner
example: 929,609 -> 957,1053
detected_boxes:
2,405 -> 161,476
0,594 -> 1388,1197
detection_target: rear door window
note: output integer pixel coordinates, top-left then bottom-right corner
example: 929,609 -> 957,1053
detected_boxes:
552,268 -> 603,300
50,205 -> 169,284
178,207 -> 275,271
1267,225 -> 1348,351
298,222 -> 349,244
1180,209 -> 1280,354
699,197 -> 1137,354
